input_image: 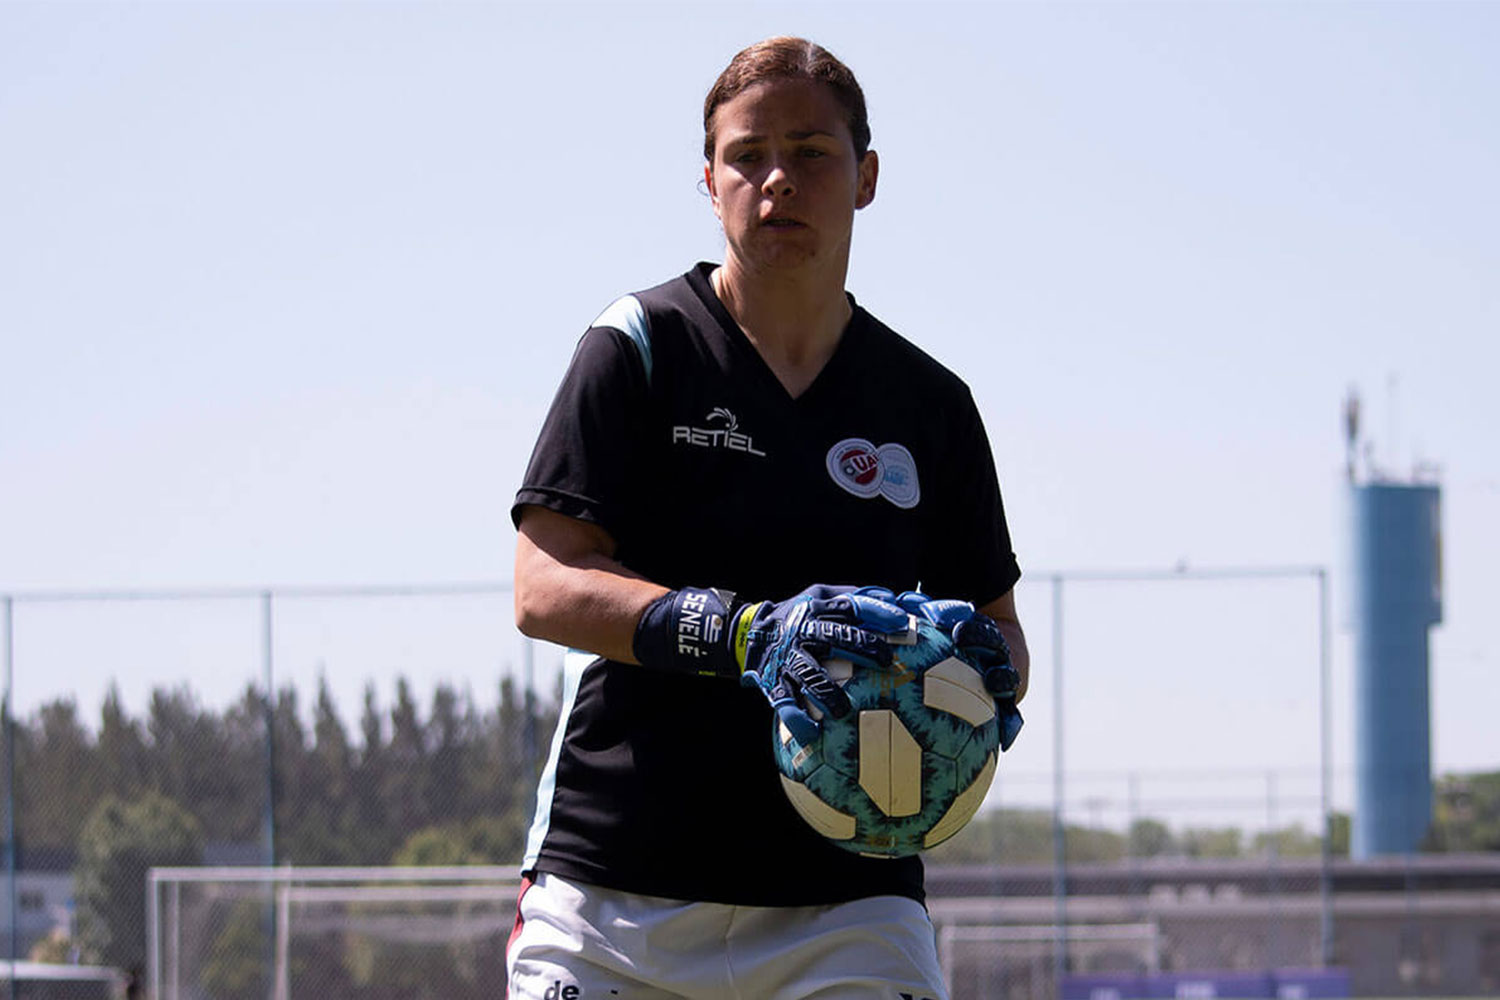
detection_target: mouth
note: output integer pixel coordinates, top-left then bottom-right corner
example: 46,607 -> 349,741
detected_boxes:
761,216 -> 806,230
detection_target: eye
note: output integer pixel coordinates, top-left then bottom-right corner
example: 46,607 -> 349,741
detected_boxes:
800,147 -> 827,159
733,149 -> 762,164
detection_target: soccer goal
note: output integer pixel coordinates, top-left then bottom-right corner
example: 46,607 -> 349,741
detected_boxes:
935,921 -> 1162,1000
148,866 -> 522,1000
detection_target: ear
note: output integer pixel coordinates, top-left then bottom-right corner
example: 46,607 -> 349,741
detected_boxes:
855,150 -> 879,210
704,162 -> 722,220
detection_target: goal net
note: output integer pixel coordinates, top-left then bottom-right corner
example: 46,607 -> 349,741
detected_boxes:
148,866 -> 521,1000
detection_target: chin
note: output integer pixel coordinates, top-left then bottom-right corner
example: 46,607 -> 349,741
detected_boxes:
751,242 -> 822,270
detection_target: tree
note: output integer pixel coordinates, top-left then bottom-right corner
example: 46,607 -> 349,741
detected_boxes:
392,816 -> 528,868
149,686 -> 263,843
201,899 -> 270,1000
1328,811 -> 1351,857
425,683 -> 475,827
351,683 -> 392,863
1129,818 -> 1176,858
98,684 -> 148,803
216,685 -> 276,845
1066,824 -> 1127,863
269,685 -> 309,863
925,808 -> 1059,864
1180,826 -> 1243,858
287,676 -> 357,864
1427,771 -> 1500,851
74,792 -> 203,969
17,697 -> 100,851
29,928 -> 77,964
490,675 -> 551,826
383,679 -> 432,840
1251,822 -> 1323,858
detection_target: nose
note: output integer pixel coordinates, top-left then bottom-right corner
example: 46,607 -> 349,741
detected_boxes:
762,159 -> 795,198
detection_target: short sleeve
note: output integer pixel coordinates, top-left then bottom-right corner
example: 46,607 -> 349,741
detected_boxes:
919,387 -> 1021,606
511,323 -> 651,537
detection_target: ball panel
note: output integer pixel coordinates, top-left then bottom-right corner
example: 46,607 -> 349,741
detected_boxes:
923,751 -> 997,848
857,709 -> 923,818
779,774 -> 857,841
923,656 -> 998,727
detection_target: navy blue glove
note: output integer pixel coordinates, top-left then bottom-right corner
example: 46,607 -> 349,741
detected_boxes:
632,586 -> 743,678
632,584 -> 916,742
888,590 -> 1025,751
733,585 -> 915,741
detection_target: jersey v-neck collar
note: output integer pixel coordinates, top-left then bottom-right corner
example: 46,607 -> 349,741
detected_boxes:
686,262 -> 863,407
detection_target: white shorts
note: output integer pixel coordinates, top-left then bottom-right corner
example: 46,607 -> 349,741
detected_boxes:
506,872 -> 949,1000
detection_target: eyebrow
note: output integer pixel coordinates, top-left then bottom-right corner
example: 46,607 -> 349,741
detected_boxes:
726,129 -> 840,145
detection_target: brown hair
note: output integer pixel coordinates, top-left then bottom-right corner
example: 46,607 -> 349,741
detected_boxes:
702,36 -> 871,162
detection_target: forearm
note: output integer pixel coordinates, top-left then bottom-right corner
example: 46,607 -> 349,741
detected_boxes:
514,509 -> 667,664
996,621 -> 1029,703
978,591 -> 1029,703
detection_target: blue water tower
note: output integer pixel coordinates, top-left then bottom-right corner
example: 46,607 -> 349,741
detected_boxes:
1349,479 -> 1442,858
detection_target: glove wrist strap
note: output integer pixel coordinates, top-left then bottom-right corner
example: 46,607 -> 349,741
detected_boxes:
633,587 -> 742,678
730,601 -> 765,674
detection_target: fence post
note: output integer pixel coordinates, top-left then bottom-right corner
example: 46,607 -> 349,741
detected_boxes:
146,871 -> 159,1000
1317,567 -> 1335,966
261,590 -> 277,865
261,590 -> 278,995
1051,575 -> 1068,988
1266,770 -> 1282,965
3,595 -> 14,1000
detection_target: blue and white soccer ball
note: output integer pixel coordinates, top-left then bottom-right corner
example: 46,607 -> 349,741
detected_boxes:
773,619 -> 1002,858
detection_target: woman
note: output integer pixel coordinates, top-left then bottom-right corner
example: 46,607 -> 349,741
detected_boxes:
508,36 -> 1028,1000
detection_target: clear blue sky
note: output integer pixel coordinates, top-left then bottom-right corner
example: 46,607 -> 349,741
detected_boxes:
3,1 -> 1496,829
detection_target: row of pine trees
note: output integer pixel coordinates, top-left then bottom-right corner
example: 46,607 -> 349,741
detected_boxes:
13,675 -> 556,868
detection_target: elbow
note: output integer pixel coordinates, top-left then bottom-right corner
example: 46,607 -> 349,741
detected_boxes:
512,544 -> 553,641
513,572 -> 551,641
514,592 -> 540,640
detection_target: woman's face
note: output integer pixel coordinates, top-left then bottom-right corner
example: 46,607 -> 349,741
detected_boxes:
706,77 -> 877,277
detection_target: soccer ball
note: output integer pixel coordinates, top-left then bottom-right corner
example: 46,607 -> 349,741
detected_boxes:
773,619 -> 1001,858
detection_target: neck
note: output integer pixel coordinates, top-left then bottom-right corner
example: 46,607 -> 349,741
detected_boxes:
713,254 -> 853,384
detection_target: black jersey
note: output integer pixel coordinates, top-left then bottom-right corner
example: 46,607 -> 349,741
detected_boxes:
512,263 -> 1020,907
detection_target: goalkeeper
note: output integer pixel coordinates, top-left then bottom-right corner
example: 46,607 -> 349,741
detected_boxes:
508,35 -> 1028,1000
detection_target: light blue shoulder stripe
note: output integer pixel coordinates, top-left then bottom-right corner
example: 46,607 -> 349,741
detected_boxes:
590,294 -> 652,385
521,648 -> 595,872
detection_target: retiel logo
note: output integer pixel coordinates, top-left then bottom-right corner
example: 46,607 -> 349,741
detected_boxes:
826,438 -> 921,509
671,407 -> 767,457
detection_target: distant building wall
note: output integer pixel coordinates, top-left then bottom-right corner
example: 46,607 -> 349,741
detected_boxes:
0,871 -> 73,958
928,856 -> 1500,1000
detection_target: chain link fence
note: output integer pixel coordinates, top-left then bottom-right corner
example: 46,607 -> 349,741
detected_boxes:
2,572 -> 1494,998
147,867 -> 519,1000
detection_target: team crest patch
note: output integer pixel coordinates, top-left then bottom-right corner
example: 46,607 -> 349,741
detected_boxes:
826,438 -> 920,509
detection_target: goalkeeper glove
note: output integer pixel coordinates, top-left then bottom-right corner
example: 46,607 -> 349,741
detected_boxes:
882,590 -> 1025,751
633,584 -> 915,741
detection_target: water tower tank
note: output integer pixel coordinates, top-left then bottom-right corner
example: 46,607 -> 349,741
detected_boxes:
1349,481 -> 1442,858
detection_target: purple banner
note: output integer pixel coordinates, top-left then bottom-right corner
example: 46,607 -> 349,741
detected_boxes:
1060,974 -> 1149,1000
1060,970 -> 1349,1000
1268,969 -> 1351,999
